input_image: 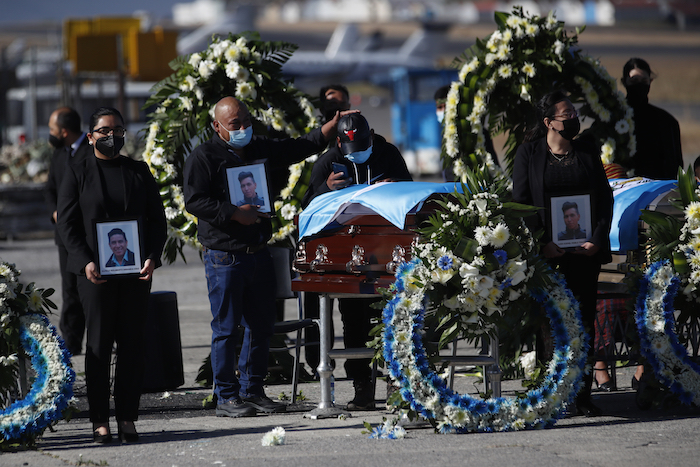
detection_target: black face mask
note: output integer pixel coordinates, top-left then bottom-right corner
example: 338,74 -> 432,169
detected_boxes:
95,135 -> 124,158
626,82 -> 650,106
557,117 -> 580,141
49,134 -> 64,149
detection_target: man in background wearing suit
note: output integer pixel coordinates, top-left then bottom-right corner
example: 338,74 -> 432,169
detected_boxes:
45,106 -> 91,356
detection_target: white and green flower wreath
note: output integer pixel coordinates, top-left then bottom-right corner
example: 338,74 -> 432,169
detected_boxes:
380,174 -> 588,432
143,32 -> 319,261
1,262 -> 75,446
443,7 -> 635,179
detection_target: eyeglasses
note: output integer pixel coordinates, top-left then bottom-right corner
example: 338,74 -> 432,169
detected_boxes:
93,127 -> 126,137
551,109 -> 578,120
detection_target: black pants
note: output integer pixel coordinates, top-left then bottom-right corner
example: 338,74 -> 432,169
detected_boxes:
77,276 -> 151,423
57,242 -> 85,354
549,252 -> 601,403
339,297 -> 379,383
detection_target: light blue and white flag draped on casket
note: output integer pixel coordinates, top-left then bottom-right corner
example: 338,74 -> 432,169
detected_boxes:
298,182 -> 461,239
609,178 -> 677,252
298,178 -> 677,252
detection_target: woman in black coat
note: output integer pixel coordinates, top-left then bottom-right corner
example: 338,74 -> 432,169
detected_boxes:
57,107 -> 167,443
512,90 -> 613,417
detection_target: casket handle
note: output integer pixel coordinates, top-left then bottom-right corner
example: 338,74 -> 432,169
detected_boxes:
346,245 -> 367,275
386,245 -> 406,274
309,244 -> 329,273
292,241 -> 307,272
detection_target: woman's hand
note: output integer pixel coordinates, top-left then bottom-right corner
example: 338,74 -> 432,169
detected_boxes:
573,242 -> 599,256
85,262 -> 106,285
542,241 -> 565,259
140,258 -> 155,281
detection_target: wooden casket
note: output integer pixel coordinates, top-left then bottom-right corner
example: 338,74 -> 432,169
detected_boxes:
291,198 -> 439,295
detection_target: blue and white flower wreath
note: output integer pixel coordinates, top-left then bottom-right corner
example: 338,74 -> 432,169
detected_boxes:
383,257 -> 588,433
635,261 -> 700,405
0,314 -> 75,444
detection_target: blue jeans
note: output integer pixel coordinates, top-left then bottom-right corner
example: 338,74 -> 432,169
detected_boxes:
203,247 -> 276,402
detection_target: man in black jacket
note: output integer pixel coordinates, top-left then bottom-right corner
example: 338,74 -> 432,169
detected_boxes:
184,96 -> 351,418
45,106 -> 91,356
302,113 -> 411,410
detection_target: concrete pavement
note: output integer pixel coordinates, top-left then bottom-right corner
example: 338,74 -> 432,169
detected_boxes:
1,238 -> 700,467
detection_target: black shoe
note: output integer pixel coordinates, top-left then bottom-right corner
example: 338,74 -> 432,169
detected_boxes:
216,398 -> 257,418
241,394 -> 286,413
347,380 -> 376,411
93,430 -> 113,444
118,430 -> 139,443
631,375 -> 640,390
594,380 -> 615,392
576,400 -> 602,417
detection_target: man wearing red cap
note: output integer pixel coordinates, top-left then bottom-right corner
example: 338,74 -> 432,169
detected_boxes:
302,113 -> 411,410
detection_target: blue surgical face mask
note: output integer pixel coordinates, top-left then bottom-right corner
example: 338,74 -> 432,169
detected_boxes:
345,144 -> 373,164
219,121 -> 252,149
436,110 -> 445,123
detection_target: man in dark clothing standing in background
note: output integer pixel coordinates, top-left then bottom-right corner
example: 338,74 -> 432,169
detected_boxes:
45,106 -> 91,356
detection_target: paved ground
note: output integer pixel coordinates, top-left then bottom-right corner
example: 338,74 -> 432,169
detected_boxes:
2,238 -> 700,467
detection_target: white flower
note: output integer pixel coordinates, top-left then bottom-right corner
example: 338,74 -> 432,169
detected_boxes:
521,62 -> 536,78
188,52 -> 202,68
520,351 -> 537,379
261,426 -> 286,446
179,75 -> 197,92
497,64 -> 513,79
553,40 -> 565,56
520,85 -> 531,102
490,223 -> 510,248
225,61 -> 241,80
198,60 -> 216,79
225,45 -> 242,62
474,226 -> 491,246
280,203 -> 298,221
235,82 -> 257,101
614,119 -> 630,134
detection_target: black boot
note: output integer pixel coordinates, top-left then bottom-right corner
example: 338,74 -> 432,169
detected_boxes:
347,380 -> 375,411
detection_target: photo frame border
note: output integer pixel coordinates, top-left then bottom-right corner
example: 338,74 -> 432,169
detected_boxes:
93,217 -> 144,279
225,159 -> 273,214
547,192 -> 594,250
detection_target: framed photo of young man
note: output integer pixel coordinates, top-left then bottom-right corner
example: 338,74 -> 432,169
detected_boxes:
226,161 -> 272,214
94,219 -> 143,278
548,193 -> 593,250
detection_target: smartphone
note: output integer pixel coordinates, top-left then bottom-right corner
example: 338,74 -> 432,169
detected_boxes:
332,162 -> 348,179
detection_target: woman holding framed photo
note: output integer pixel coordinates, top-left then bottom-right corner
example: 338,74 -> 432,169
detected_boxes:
512,90 -> 613,417
57,107 -> 167,443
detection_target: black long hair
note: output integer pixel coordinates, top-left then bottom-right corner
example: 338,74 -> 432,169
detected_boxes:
621,57 -> 654,88
523,90 -> 570,142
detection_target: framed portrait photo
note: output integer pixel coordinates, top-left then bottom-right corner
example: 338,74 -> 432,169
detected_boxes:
548,193 -> 593,250
226,160 -> 272,214
94,218 -> 143,278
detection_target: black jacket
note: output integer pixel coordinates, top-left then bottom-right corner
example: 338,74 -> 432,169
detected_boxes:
628,100 -> 683,179
45,135 -> 91,245
184,129 -> 327,251
302,134 -> 412,207
57,155 -> 167,275
512,137 -> 613,264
